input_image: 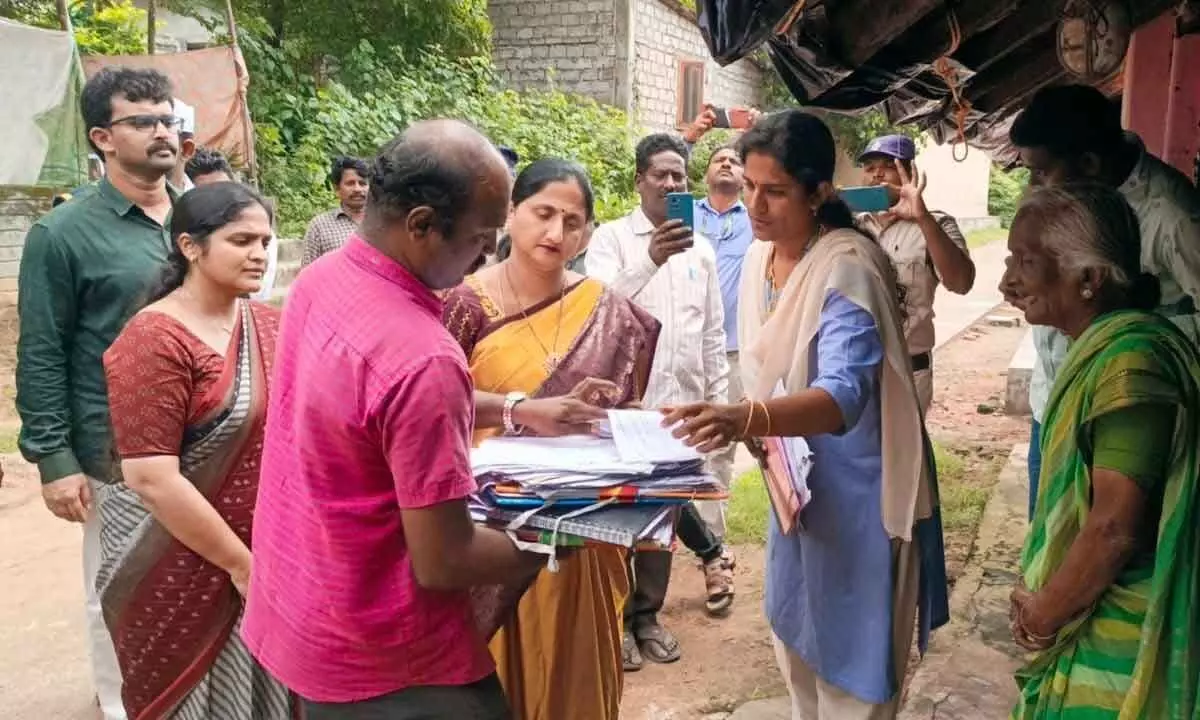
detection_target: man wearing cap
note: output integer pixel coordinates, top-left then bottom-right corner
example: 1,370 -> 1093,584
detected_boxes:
856,134 -> 976,412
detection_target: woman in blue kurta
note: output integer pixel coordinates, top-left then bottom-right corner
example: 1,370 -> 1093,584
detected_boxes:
664,110 -> 949,719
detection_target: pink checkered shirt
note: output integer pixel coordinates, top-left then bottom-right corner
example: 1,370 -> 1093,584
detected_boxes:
241,235 -> 493,702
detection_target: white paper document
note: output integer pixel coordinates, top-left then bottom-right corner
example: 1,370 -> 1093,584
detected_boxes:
605,409 -> 702,464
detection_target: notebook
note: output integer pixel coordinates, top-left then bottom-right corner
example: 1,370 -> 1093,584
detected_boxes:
472,502 -> 677,548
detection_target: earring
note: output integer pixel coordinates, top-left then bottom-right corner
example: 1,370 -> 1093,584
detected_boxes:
1081,287 -> 1094,299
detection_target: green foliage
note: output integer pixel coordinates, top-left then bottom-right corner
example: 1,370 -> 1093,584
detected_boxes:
249,44 -> 640,235
820,109 -> 924,162
2,0 -> 154,55
726,469 -> 769,545
217,0 -> 489,69
988,165 -> 1030,227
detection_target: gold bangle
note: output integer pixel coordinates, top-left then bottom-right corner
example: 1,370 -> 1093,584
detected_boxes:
741,401 -> 756,439
1017,605 -> 1057,643
758,401 -> 772,437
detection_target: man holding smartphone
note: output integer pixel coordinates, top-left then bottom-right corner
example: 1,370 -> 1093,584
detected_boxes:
856,135 -> 976,412
587,133 -> 733,671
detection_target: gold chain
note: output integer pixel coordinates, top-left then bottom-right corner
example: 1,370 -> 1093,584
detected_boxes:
501,264 -> 567,372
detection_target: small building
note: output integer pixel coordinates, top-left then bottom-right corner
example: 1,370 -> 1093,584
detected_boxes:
489,0 -> 765,133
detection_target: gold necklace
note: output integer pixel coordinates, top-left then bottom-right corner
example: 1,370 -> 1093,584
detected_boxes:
502,265 -> 567,372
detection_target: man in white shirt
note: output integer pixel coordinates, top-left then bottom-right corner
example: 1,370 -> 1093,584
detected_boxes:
587,133 -> 732,670
1008,84 -> 1200,516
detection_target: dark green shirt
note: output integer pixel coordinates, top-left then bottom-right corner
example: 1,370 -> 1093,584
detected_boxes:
17,179 -> 173,484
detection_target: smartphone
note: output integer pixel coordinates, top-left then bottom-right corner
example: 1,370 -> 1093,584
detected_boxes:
666,192 -> 695,239
839,185 -> 892,213
709,106 -> 753,130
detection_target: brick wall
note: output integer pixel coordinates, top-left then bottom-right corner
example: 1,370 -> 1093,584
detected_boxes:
631,0 -> 763,133
489,0 -> 621,103
489,0 -> 763,133
0,186 -> 55,298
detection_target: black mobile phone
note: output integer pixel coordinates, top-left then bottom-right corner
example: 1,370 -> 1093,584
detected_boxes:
710,107 -> 732,129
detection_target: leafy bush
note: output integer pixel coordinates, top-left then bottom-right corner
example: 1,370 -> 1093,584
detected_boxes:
249,43 -> 640,235
4,0 -> 154,55
988,165 -> 1030,227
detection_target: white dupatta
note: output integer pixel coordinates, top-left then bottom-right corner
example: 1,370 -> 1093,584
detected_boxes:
737,229 -> 933,541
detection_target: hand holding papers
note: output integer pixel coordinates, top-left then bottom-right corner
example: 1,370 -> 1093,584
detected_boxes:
470,410 -> 727,553
606,409 -> 703,464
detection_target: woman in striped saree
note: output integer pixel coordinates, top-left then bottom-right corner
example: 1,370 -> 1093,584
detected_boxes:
1000,183 -> 1200,719
97,183 -> 293,719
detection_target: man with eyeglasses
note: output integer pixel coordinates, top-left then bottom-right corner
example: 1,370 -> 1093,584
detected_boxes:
16,66 -> 181,720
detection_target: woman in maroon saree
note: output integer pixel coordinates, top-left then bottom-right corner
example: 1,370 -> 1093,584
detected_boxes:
97,183 -> 292,719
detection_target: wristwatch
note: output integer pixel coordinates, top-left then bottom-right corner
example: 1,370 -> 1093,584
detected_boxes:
502,392 -> 527,435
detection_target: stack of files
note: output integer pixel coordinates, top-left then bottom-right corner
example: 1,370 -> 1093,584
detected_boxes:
469,499 -> 679,551
759,435 -> 813,535
470,410 -> 727,548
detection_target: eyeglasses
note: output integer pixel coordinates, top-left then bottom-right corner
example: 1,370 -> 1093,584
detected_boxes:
106,114 -> 184,132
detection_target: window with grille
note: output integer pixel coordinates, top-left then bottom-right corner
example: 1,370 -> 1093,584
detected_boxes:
677,60 -> 706,128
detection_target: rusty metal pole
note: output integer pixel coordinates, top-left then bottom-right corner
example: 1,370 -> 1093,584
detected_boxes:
224,0 -> 259,184
147,0 -> 156,54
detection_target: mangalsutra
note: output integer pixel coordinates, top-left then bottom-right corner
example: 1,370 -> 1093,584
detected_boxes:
502,266 -> 567,372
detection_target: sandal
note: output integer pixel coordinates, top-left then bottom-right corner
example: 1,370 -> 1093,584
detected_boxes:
635,622 -> 681,664
703,549 -> 736,617
623,629 -> 643,672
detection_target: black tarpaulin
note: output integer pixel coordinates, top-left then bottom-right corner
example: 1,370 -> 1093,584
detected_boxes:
695,0 -> 999,155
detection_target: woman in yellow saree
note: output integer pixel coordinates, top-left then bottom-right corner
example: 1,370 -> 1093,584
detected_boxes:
443,158 -> 660,720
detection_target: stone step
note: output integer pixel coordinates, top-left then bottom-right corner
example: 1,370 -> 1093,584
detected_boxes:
1005,328 -> 1034,416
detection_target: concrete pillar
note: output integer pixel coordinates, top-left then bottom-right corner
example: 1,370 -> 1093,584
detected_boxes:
1163,32 -> 1200,176
1121,11 -> 1175,157
613,0 -> 636,114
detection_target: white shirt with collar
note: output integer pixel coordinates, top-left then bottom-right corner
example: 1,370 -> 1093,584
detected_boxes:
1031,133 -> 1200,421
1117,133 -> 1200,344
587,206 -> 730,410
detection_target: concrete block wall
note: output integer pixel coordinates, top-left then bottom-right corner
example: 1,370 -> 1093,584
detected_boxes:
0,186 -> 56,299
631,0 -> 763,133
489,0 -> 621,103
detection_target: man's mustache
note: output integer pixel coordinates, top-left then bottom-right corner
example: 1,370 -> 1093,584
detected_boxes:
147,142 -> 177,156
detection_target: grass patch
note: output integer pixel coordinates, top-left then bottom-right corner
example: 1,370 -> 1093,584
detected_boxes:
0,426 -> 18,454
722,440 -> 994,545
935,442 -> 990,532
965,226 -> 1008,249
726,468 -> 770,545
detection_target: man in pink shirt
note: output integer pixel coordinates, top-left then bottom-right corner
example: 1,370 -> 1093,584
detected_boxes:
242,120 -> 596,718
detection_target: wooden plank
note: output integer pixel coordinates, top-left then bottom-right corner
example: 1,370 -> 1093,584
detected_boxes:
885,0 -> 1022,64
955,0 -> 1069,73
826,0 -> 942,66
968,36 -> 1063,113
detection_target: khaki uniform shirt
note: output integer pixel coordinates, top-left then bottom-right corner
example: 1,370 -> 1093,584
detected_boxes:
857,212 -> 969,356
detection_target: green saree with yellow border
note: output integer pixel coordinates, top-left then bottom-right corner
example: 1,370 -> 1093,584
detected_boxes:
1013,310 -> 1200,719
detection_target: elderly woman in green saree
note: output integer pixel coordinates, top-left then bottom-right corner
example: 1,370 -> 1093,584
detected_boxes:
1000,183 -> 1200,719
